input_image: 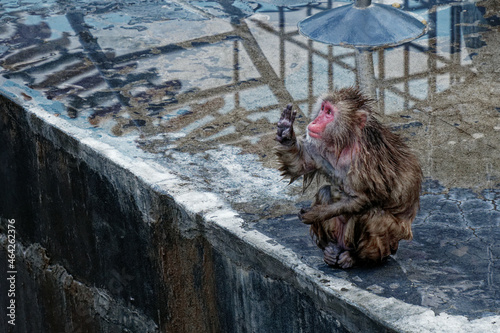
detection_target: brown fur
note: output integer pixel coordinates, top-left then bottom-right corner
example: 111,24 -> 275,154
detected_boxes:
275,87 -> 422,268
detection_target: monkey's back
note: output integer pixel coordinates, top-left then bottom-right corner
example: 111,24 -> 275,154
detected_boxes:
348,117 -> 422,239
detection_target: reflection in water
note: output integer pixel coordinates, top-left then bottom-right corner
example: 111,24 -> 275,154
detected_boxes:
0,3 -> 486,114
0,0 -> 498,187
1,0 -> 499,320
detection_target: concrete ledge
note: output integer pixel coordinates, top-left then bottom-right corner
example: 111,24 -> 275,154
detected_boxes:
1,79 -> 498,332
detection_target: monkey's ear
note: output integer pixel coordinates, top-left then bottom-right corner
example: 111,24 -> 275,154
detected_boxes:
355,109 -> 369,129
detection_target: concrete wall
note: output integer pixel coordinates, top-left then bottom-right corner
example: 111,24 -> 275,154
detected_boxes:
0,95 -> 386,332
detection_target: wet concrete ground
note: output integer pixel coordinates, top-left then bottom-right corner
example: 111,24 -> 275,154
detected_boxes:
1,0 -> 499,328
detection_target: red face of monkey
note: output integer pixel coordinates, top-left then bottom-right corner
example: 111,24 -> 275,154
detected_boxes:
307,101 -> 336,139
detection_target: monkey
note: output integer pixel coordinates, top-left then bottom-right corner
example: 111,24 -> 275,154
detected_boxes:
275,87 -> 422,268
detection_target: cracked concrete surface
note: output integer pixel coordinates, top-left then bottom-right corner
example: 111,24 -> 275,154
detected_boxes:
0,0 -> 499,332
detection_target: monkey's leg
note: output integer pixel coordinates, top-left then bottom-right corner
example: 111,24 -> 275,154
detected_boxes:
302,185 -> 342,215
351,211 -> 400,266
323,216 -> 355,268
301,185 -> 335,225
313,185 -> 340,205
308,185 -> 352,267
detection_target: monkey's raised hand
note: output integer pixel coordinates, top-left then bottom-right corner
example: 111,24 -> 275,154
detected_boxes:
276,104 -> 297,146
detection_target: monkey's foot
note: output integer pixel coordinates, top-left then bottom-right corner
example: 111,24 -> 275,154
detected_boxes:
338,251 -> 355,269
323,243 -> 341,266
323,244 -> 355,269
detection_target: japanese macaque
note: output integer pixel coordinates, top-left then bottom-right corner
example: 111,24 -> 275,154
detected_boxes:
275,88 -> 422,268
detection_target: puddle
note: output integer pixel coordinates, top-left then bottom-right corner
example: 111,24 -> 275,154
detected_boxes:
0,0 -> 498,192
1,2 -> 499,185
1,0 -> 499,321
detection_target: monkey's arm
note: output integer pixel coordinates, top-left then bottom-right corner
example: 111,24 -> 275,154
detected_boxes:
276,104 -> 317,182
299,192 -> 371,224
276,136 -> 318,182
